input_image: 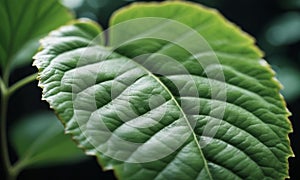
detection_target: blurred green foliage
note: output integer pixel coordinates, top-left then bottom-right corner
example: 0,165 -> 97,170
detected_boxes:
266,12 -> 300,46
10,112 -> 87,169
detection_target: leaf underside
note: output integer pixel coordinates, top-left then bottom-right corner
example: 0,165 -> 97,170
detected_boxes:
33,2 -> 293,180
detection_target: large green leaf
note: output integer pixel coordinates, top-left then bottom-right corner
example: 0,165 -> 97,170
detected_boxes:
0,0 -> 73,71
10,111 -> 87,168
33,1 -> 293,179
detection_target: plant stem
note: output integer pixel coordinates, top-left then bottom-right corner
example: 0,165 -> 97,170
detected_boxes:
1,72 -> 38,180
3,66 -> 10,87
0,80 -> 12,180
8,73 -> 38,96
10,157 -> 30,179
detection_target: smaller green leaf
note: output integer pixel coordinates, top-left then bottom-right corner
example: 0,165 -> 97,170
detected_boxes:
10,38 -> 40,69
0,0 -> 73,71
10,111 -> 87,168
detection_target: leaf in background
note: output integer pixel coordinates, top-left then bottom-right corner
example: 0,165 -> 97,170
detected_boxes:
34,2 -> 293,179
277,66 -> 300,101
265,12 -> 300,46
0,0 -> 73,71
270,56 -> 300,102
61,0 -> 84,9
10,111 -> 87,168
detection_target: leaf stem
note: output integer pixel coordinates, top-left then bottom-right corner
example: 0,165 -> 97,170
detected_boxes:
0,72 -> 38,180
0,79 -> 12,180
8,73 -> 38,96
0,78 -> 7,95
3,65 -> 10,87
10,157 -> 30,178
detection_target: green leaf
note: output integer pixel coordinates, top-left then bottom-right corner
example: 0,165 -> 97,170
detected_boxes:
0,0 -> 73,71
10,111 -> 87,168
33,1 -> 293,179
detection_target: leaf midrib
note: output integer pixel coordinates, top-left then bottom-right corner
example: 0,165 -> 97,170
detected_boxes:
119,53 -> 214,180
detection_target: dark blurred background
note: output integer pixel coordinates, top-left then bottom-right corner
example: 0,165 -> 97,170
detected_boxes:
5,0 -> 299,179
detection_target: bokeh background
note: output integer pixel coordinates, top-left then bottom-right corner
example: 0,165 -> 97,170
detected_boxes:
4,0 -> 299,179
